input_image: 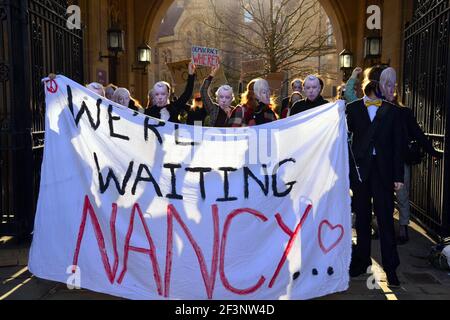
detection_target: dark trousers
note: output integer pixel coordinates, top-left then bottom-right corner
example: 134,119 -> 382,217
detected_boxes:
351,157 -> 400,273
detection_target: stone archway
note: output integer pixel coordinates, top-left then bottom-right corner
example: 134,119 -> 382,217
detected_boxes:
134,0 -> 359,100
142,0 -> 353,54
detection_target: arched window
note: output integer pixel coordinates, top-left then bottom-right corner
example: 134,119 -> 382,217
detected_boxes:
326,18 -> 334,46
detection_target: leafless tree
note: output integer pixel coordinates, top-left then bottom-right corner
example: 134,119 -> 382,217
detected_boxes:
206,0 -> 336,79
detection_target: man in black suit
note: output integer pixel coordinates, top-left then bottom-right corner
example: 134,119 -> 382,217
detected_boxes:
346,66 -> 404,288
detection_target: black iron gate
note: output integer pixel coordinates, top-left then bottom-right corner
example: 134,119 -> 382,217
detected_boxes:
0,0 -> 83,238
403,0 -> 450,239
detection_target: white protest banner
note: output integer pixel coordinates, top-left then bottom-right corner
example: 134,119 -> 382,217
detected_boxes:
29,75 -> 352,300
191,46 -> 220,67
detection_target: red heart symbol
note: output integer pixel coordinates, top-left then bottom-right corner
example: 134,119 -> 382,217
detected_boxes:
318,220 -> 344,254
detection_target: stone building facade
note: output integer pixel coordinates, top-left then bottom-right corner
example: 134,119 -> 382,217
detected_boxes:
75,0 -> 410,104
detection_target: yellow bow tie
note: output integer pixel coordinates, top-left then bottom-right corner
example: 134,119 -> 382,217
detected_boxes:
365,100 -> 382,108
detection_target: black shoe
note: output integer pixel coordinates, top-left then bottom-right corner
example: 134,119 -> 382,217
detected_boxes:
398,226 -> 409,245
386,271 -> 401,288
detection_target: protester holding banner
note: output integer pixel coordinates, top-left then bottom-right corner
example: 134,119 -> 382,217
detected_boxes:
246,78 -> 278,126
347,65 -> 404,288
200,64 -> 236,127
379,67 -> 442,245
281,79 -> 303,117
289,75 -> 329,116
145,61 -> 196,123
112,87 -> 131,108
112,87 -> 144,114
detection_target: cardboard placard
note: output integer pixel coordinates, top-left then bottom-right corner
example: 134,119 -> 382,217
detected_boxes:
191,46 -> 220,67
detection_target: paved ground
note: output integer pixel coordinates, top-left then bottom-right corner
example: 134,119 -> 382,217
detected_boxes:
1,211 -> 449,300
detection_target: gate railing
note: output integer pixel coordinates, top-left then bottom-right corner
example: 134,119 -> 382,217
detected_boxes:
0,0 -> 83,238
403,0 -> 449,239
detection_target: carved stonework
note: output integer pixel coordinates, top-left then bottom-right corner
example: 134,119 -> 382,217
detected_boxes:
109,0 -> 121,26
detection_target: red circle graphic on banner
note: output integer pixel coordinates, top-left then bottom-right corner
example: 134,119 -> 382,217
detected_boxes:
46,79 -> 58,94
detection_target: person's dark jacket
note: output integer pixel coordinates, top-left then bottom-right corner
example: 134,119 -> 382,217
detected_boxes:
145,74 -> 195,123
346,99 -> 404,188
400,106 -> 442,163
186,106 -> 207,126
249,102 -> 278,125
281,97 -> 291,112
281,94 -> 304,118
290,96 -> 329,116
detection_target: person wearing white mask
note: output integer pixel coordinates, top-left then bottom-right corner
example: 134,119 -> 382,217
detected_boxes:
347,65 -> 404,288
200,63 -> 237,127
112,87 -> 131,107
145,61 -> 196,123
248,78 -> 278,126
380,67 -> 442,244
86,82 -> 105,97
289,75 -> 328,116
